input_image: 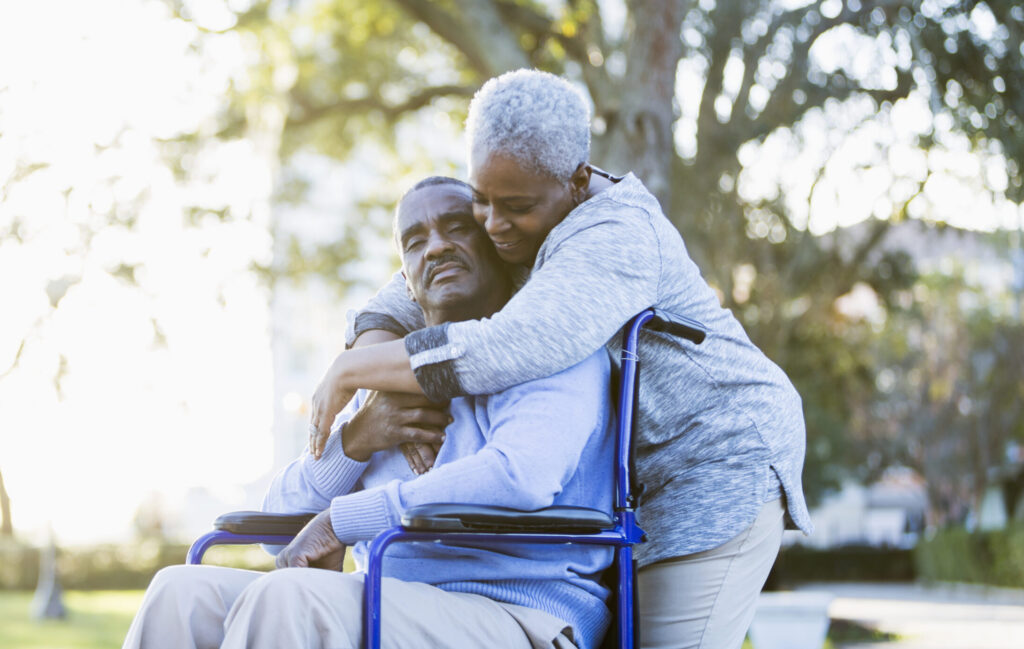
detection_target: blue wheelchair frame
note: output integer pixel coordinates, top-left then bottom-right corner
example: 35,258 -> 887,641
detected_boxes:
188,308 -> 705,649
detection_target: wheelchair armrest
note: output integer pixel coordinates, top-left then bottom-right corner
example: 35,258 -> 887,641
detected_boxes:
400,503 -> 613,534
213,511 -> 316,536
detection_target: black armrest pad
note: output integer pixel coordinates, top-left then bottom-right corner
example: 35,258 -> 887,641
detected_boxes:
401,504 -> 613,533
213,511 -> 316,536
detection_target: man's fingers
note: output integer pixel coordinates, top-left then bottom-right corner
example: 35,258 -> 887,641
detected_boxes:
407,441 -> 439,472
407,407 -> 450,428
402,426 -> 445,445
401,443 -> 426,475
310,546 -> 345,571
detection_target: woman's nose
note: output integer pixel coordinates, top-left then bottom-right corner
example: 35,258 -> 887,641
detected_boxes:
482,208 -> 509,236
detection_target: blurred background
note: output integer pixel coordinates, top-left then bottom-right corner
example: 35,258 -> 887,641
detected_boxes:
1,0 -> 1022,646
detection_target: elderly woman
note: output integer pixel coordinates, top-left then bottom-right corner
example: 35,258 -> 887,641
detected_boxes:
312,69 -> 812,649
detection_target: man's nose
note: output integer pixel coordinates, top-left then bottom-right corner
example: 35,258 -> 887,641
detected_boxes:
424,230 -> 455,258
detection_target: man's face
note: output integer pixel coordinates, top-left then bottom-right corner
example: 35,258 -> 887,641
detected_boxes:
397,183 -> 506,322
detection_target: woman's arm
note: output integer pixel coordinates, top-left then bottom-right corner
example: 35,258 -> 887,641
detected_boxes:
326,351 -> 611,545
407,209 -> 664,400
312,206 -> 663,452
344,271 -> 425,347
309,339 -> 424,458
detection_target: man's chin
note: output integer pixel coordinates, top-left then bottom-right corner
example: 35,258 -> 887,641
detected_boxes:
422,284 -> 481,315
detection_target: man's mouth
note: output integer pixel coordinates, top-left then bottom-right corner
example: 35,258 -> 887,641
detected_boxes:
427,260 -> 467,284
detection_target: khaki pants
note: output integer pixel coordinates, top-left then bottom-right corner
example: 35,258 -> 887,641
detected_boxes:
122,565 -> 575,649
638,498 -> 784,649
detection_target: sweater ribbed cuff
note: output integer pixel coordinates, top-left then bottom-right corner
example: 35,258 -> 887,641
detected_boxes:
305,430 -> 368,496
330,488 -> 397,544
404,324 -> 462,402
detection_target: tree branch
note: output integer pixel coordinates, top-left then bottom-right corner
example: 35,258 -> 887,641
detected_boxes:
391,0 -> 529,76
287,83 -> 478,129
746,0 -> 915,144
731,4 -> 819,125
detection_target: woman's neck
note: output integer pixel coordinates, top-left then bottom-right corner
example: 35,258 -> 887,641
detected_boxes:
585,165 -> 618,200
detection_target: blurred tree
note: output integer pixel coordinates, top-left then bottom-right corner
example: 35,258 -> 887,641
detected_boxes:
0,468 -> 11,537
165,0 -> 1023,505
866,260 -> 1024,527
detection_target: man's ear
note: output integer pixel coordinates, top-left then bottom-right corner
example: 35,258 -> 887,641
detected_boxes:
401,270 -> 417,303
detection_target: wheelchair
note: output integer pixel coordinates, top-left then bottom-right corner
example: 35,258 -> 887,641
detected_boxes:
187,308 -> 705,649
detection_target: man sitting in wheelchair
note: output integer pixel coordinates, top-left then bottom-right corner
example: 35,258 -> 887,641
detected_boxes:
123,176 -> 615,649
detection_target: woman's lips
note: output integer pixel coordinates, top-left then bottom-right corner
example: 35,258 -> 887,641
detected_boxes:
492,239 -> 521,251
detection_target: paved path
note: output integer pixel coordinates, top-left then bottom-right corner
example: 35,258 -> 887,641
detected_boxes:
794,582 -> 1024,649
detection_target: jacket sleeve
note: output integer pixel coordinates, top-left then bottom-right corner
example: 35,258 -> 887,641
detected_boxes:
405,211 -> 661,400
327,352 -> 611,544
344,271 -> 426,348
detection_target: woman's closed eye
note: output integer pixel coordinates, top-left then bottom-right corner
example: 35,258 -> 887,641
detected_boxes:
505,203 -> 535,214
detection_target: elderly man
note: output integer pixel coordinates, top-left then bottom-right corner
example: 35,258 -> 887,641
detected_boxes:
122,177 -> 614,649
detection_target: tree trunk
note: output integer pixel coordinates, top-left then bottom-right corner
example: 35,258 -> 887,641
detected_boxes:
0,467 -> 11,537
592,0 -> 689,213
31,535 -> 65,620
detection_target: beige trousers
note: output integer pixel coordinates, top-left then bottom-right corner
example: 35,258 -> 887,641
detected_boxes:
637,498 -> 784,649
122,565 -> 576,649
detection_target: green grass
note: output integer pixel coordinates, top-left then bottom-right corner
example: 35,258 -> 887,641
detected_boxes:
0,588 -> 896,649
0,590 -> 144,649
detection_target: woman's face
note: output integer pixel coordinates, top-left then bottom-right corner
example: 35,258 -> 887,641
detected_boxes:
468,151 -> 578,266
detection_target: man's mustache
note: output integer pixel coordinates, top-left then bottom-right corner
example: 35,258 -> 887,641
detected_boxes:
425,254 -> 469,283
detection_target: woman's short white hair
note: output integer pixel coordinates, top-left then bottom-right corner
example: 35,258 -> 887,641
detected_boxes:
466,69 -> 591,182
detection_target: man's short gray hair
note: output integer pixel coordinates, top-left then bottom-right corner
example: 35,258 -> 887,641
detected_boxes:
466,69 -> 591,182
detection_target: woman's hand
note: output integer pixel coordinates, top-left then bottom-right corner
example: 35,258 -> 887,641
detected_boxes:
309,340 -> 426,459
309,357 -> 356,459
342,390 -> 450,472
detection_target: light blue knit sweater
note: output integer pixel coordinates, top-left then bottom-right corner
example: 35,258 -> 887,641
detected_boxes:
263,350 -> 614,649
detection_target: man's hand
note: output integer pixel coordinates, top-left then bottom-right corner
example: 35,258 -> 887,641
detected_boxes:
344,391 -> 450,472
400,441 -> 443,475
275,509 -> 346,571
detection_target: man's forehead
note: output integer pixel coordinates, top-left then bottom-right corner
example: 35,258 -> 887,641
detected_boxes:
398,184 -> 472,226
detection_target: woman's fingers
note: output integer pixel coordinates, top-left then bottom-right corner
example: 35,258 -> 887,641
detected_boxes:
309,365 -> 356,459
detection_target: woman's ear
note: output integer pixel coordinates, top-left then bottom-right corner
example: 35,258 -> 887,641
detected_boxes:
570,162 -> 592,204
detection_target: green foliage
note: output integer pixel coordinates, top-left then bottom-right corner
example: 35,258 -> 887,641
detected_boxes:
915,524 -> 1024,588
768,544 -> 916,587
866,263 -> 1024,524
0,540 -> 274,591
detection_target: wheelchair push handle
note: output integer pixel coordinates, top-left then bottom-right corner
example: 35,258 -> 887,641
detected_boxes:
647,309 -> 706,344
